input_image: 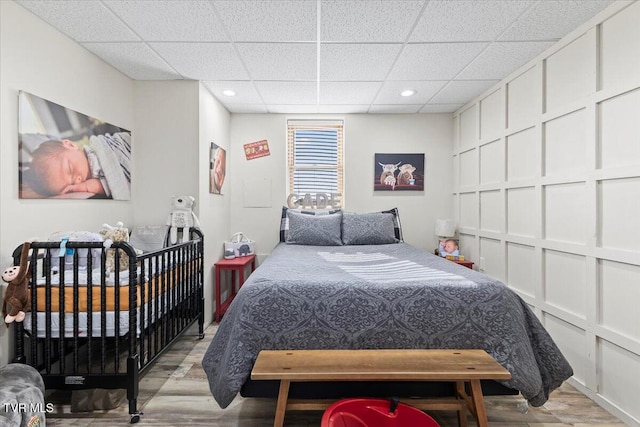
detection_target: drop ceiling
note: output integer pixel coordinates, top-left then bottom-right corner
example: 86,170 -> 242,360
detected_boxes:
16,0 -> 615,114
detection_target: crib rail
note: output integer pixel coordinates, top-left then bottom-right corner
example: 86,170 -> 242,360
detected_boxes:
10,228 -> 204,422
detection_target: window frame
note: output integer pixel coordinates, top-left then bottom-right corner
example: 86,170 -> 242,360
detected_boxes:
286,119 -> 344,208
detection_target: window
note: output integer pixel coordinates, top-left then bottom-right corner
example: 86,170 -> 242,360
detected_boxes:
287,120 -> 344,207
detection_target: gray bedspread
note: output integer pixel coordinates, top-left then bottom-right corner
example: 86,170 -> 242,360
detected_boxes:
203,243 -> 572,409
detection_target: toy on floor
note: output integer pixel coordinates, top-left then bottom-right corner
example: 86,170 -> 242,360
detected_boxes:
2,242 -> 31,324
167,196 -> 201,244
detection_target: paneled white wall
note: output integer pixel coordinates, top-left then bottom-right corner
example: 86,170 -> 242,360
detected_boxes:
453,2 -> 640,425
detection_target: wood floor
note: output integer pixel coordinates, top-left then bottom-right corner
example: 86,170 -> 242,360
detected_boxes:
45,323 -> 626,426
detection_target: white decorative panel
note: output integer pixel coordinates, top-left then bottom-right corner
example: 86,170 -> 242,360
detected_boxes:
598,339 -> 640,422
544,109 -> 586,176
599,178 -> 640,252
459,233 -> 476,261
459,192 -> 477,230
480,140 -> 503,184
544,250 -> 587,318
480,89 -> 503,141
506,243 -> 535,297
545,183 -> 586,244
507,66 -> 540,129
601,1 -> 640,91
545,30 -> 596,112
459,149 -> 478,187
544,314 -> 587,384
480,237 -> 503,281
506,128 -> 537,181
599,260 -> 640,341
480,190 -> 502,233
600,89 -> 640,169
507,187 -> 535,237
460,149 -> 478,187
460,105 -> 479,150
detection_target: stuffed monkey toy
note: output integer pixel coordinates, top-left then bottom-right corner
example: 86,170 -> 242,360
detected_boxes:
2,242 -> 31,324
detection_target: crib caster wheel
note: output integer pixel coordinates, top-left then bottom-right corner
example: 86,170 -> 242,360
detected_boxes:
130,412 -> 142,423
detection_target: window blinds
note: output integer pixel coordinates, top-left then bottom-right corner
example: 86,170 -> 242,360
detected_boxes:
287,120 -> 344,197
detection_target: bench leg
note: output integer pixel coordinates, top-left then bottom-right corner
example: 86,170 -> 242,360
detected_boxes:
274,380 -> 290,427
469,380 -> 489,427
455,381 -> 468,427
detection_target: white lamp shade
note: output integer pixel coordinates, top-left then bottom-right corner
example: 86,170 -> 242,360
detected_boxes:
435,219 -> 456,238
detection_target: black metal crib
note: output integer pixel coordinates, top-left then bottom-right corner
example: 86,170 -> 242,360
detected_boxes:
11,228 -> 204,423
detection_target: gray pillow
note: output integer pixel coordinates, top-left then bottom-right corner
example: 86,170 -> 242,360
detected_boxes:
280,206 -> 341,242
286,210 -> 343,246
342,212 -> 398,245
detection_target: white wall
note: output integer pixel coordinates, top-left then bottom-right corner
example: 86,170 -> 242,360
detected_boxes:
0,1 -> 134,366
228,114 -> 453,257
198,84 -> 231,323
452,2 -> 640,425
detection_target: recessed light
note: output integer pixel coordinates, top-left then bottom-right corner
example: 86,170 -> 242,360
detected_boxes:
400,89 -> 417,97
222,90 -> 236,97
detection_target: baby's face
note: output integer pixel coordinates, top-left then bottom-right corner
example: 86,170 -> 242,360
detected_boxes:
47,146 -> 90,194
444,241 -> 457,253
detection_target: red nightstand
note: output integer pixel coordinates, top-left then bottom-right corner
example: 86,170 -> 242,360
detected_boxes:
215,255 -> 256,322
452,260 -> 474,269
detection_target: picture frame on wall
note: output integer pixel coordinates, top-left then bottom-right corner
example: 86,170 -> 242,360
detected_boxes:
209,142 -> 226,195
374,153 -> 425,191
18,91 -> 132,200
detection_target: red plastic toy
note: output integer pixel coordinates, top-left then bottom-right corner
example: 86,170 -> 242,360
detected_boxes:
321,398 -> 440,427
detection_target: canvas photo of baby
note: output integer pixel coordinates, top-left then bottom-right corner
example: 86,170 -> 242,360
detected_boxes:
18,91 -> 131,200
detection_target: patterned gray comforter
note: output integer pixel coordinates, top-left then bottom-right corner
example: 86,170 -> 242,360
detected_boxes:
202,243 -> 572,409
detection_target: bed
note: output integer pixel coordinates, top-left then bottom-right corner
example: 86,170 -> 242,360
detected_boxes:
11,228 -> 204,423
202,208 -> 573,411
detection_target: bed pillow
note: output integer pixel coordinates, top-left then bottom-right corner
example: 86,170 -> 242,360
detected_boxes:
382,207 -> 404,242
279,206 -> 342,242
342,212 -> 398,245
286,210 -> 343,246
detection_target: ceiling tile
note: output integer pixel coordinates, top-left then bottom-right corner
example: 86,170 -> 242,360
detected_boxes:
411,1 -> 532,42
374,81 -> 448,104
430,80 -> 499,104
202,81 -> 262,104
81,42 -> 181,80
388,43 -> 489,80
321,0 -> 425,42
419,104 -> 464,113
369,105 -> 422,113
317,105 -> 370,114
255,81 -> 317,105
320,82 -> 382,105
499,0 -> 614,41
458,41 -> 554,80
104,0 -> 227,42
267,105 -> 319,114
150,43 -> 249,80
16,0 -> 140,42
213,0 -> 316,42
225,104 -> 269,113
320,44 -> 401,81
236,43 -> 316,81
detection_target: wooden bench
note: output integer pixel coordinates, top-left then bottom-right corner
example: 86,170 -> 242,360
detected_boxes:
251,349 -> 511,427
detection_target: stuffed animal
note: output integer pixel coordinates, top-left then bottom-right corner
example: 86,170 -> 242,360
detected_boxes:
2,242 -> 31,324
166,196 -> 201,244
99,222 -> 130,275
